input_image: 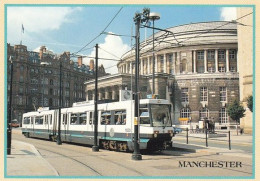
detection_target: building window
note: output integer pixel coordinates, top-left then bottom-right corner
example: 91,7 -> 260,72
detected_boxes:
180,108 -> 190,118
50,79 -> 53,85
219,108 -> 228,124
181,88 -> 189,102
18,96 -> 23,105
199,108 -> 209,120
20,65 -> 24,72
220,87 -> 227,102
208,67 -> 215,73
19,76 -> 24,83
207,50 -> 215,60
229,49 -> 236,60
31,68 -> 35,73
218,66 -> 225,72
32,97 -> 38,105
200,87 -> 208,102
197,51 -> 204,61
44,98 -> 48,106
230,66 -> 236,72
19,87 -> 23,94
218,50 -> 225,60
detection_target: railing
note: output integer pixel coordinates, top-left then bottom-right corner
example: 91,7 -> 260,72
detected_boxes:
184,128 -> 231,150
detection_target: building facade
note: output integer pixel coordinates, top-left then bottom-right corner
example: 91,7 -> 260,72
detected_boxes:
7,44 -> 106,124
237,8 -> 253,134
85,21 -> 240,128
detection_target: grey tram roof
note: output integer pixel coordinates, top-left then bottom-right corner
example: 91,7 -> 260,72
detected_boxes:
121,21 -> 237,60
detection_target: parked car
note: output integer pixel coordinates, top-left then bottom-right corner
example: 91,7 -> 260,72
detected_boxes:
173,127 -> 182,134
11,119 -> 19,128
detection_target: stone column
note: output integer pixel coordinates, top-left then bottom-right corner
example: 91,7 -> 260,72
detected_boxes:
148,57 -> 151,74
215,49 -> 219,73
140,58 -> 143,75
226,49 -> 230,72
105,88 -> 109,99
193,50 -> 197,73
126,63 -> 129,74
164,53 -> 167,73
204,50 -> 208,73
155,54 -> 158,73
112,87 -> 117,100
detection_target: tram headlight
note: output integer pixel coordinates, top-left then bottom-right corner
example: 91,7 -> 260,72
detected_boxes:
168,130 -> 174,137
154,131 -> 159,138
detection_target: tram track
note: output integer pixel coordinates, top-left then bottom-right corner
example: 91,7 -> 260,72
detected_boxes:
36,147 -> 103,176
14,135 -> 145,176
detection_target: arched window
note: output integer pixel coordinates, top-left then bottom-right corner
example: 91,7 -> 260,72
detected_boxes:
219,107 -> 228,124
180,108 -> 190,118
199,108 -> 209,120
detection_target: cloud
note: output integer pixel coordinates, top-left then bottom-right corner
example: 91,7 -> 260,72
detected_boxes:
7,7 -> 81,43
82,33 -> 130,74
220,7 -> 237,21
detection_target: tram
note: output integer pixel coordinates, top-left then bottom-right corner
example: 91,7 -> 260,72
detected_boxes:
22,99 -> 174,151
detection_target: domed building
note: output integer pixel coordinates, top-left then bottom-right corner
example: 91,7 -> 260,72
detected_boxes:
85,21 -> 239,129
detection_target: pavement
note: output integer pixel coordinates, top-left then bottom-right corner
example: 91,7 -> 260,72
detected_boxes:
7,140 -> 59,176
6,129 -> 253,176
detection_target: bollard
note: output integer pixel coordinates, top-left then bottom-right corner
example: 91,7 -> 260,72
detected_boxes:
186,128 -> 188,144
205,129 -> 208,147
228,130 -> 231,150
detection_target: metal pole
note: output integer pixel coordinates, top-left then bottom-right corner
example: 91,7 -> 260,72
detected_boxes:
92,44 -> 99,152
205,128 -> 208,147
7,59 -> 13,155
152,19 -> 155,95
42,69 -> 44,107
132,14 -> 142,160
57,60 -> 62,145
186,128 -> 189,144
228,130 -> 231,150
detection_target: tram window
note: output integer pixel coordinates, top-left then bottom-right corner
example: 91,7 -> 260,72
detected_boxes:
70,114 -> 78,125
140,109 -> 150,124
114,110 -> 126,125
31,117 -> 34,124
101,111 -> 111,125
35,116 -> 44,125
89,112 -> 93,125
23,117 -> 30,124
79,113 -> 87,125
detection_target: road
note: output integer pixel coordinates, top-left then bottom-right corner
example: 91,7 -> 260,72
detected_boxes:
11,129 -> 253,177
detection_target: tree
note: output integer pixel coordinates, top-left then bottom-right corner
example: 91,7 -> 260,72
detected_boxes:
227,99 -> 246,135
247,95 -> 253,112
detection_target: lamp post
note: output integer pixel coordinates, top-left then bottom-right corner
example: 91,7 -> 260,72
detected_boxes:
40,62 -> 50,108
149,12 -> 160,95
132,8 -> 150,161
56,60 -> 62,145
92,44 -> 99,152
7,56 -> 13,155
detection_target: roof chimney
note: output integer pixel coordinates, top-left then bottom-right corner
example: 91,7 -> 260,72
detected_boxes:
78,56 -> 83,66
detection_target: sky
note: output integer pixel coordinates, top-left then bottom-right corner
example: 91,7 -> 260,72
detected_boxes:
7,5 -> 237,74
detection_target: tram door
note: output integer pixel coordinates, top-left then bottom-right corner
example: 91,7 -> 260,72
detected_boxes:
44,115 -> 49,133
88,111 -> 94,143
62,114 -> 69,141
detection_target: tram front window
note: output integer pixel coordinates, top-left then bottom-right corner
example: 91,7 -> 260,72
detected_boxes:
151,105 -> 171,127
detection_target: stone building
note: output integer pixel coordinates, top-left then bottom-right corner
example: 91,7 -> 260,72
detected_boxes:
7,44 -> 107,124
85,21 -> 240,129
237,8 -> 253,134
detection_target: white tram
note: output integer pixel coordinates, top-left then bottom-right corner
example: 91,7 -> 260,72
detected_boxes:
22,99 -> 174,151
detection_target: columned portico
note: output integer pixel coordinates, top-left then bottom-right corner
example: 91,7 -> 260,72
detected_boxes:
193,50 -> 196,73
164,54 -> 167,73
215,49 -> 219,72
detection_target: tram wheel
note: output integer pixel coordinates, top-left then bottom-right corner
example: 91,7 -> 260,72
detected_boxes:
25,132 -> 30,138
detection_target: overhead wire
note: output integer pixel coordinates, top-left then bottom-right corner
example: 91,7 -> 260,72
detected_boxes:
72,7 -> 123,56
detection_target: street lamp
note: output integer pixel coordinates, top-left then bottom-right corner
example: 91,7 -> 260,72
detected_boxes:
7,56 -> 13,155
132,8 -> 150,161
40,62 -> 50,108
149,12 -> 160,95
57,60 -> 62,145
